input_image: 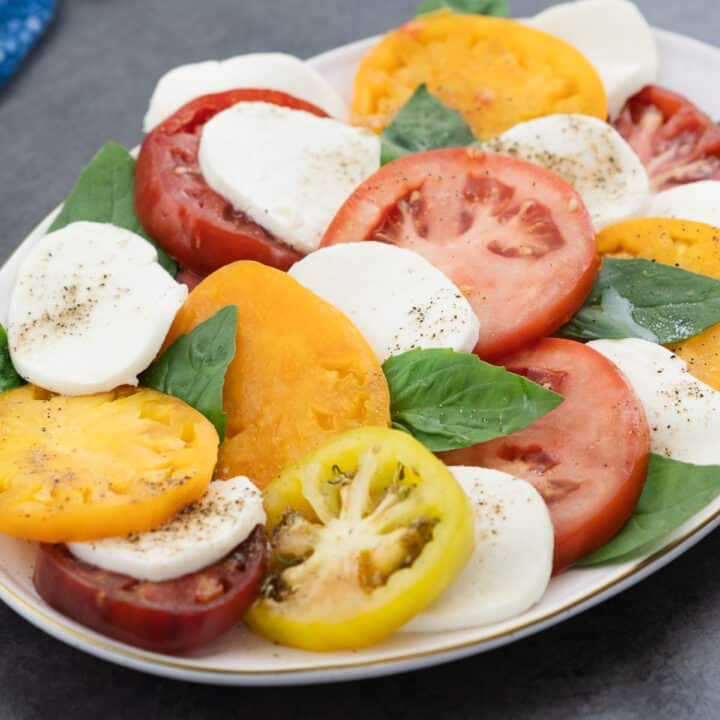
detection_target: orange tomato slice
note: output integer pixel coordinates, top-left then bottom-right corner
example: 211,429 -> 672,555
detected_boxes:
162,261 -> 391,488
0,385 -> 218,542
352,11 -> 607,140
597,218 -> 720,389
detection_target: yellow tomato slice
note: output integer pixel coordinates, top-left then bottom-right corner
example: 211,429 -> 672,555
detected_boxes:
162,261 -> 391,489
597,218 -> 720,389
246,427 -> 474,651
0,385 -> 218,542
352,11 -> 607,140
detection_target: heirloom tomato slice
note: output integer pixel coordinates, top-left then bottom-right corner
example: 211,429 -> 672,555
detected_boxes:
162,261 -> 391,489
0,385 -> 218,542
34,527 -> 267,654
246,427 -> 474,651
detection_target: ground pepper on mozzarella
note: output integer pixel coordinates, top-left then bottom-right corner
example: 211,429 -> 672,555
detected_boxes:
68,477 -> 265,582
289,242 -> 480,361
589,339 -> 720,465
485,114 -> 650,230
7,221 -> 187,396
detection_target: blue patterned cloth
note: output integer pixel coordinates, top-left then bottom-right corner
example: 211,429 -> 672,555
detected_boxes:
0,0 -> 55,88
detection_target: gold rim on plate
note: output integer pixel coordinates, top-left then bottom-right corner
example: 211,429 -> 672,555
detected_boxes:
1,26 -> 719,683
0,500 -> 717,677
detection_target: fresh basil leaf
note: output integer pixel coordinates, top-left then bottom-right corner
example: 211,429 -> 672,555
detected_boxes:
559,258 -> 720,344
416,0 -> 509,17
380,84 -> 476,165
49,142 -> 177,275
0,324 -> 25,394
141,306 -> 237,441
383,348 -> 562,451
578,454 -> 720,566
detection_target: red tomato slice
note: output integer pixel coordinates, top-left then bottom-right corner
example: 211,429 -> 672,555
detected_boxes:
321,149 -> 598,359
614,85 -> 720,191
135,89 -> 327,276
440,338 -> 650,572
33,527 -> 268,654
175,265 -> 204,291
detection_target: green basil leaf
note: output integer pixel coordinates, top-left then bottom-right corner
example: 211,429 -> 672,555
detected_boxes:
49,142 -> 177,275
559,258 -> 720,344
578,454 -> 720,566
380,84 -> 476,165
416,0 -> 509,17
0,324 -> 25,394
383,348 -> 562,451
141,305 -> 238,441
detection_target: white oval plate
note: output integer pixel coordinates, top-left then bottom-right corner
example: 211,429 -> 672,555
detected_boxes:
1,27 -> 719,687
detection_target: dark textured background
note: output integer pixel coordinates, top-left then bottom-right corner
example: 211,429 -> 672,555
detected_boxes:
1,1 -> 719,717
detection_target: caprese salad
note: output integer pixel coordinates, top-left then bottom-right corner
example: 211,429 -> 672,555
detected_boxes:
2,0 -> 720,655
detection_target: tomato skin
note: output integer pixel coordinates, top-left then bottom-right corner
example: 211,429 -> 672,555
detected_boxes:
321,148 -> 598,359
440,338 -> 650,572
614,85 -> 720,191
33,527 -> 268,654
135,89 -> 327,276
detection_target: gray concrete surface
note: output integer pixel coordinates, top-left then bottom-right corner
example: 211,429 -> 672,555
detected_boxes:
0,1 -> 718,717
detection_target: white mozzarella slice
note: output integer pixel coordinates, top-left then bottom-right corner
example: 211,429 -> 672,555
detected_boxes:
143,52 -> 348,131
646,181 -> 720,227
288,242 -> 479,360
526,0 -> 658,118
7,221 -> 186,396
199,102 -> 380,254
68,477 -> 265,582
486,114 -> 650,230
588,339 -> 720,465
402,467 -> 553,633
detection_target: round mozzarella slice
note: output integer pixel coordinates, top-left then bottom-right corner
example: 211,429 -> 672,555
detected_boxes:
589,338 -> 720,465
486,114 -> 650,231
288,242 -> 480,360
8,221 -> 186,396
68,477 -> 265,582
143,52 -> 348,131
526,0 -> 658,118
402,467 -> 553,633
199,102 -> 380,255
646,181 -> 720,227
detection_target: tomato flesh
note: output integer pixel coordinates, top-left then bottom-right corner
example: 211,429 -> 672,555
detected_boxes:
321,148 -> 598,359
440,338 -> 650,572
614,85 -> 720,191
135,89 -> 327,276
0,385 -> 218,543
33,526 -> 268,654
162,261 -> 391,490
